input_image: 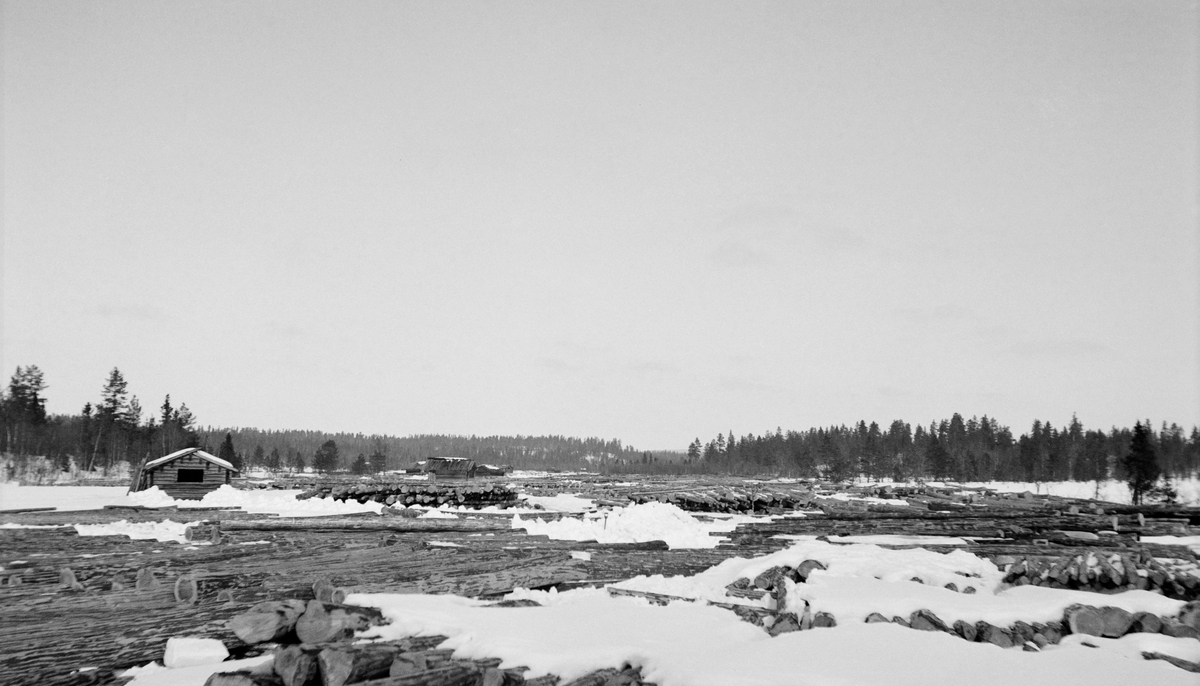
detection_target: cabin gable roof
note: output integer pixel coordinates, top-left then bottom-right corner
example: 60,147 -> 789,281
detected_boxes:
143,447 -> 236,472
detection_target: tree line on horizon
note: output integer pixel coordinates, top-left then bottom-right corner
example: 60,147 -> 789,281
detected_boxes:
681,414 -> 1195,494
1,365 -> 1196,499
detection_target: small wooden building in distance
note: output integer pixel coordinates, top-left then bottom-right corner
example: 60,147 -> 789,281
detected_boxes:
424,456 -> 476,481
131,447 -> 237,499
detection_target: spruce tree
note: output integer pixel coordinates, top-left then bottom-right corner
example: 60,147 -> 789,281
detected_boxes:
351,453 -> 368,475
218,432 -> 241,472
1122,421 -> 1160,505
266,447 -> 282,471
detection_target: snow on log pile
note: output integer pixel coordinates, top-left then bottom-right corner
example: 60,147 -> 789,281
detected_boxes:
994,551 -> 1199,600
210,585 -> 655,686
298,482 -> 521,510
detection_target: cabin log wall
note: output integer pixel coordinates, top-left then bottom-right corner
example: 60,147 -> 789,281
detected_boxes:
147,455 -> 231,499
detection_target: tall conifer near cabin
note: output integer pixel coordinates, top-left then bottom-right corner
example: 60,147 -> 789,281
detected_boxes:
1122,421 -> 1160,505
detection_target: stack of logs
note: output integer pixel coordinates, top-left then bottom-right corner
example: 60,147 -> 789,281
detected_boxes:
298,484 -> 520,510
609,558 -> 1200,673
214,583 -> 653,686
994,551 -> 1200,600
626,487 -> 811,514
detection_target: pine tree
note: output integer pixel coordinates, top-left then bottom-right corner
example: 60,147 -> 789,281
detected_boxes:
313,439 -> 340,473
1122,421 -> 1160,505
351,453 -> 368,475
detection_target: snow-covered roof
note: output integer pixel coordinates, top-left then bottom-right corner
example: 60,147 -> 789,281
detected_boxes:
143,447 -> 236,472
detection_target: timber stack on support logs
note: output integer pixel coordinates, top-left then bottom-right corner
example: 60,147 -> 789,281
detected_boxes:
298,483 -> 521,509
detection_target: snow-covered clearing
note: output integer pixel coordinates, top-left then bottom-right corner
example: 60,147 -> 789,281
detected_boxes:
0,483 -> 385,517
345,588 -> 1195,686
512,502 -> 754,549
933,477 -> 1200,506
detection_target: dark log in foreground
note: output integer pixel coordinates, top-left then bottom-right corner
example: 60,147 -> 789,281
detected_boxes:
1142,652 -> 1200,673
274,644 -> 321,686
219,518 -> 509,533
319,644 -> 401,686
357,662 -> 481,686
231,599 -> 309,644
295,600 -> 388,644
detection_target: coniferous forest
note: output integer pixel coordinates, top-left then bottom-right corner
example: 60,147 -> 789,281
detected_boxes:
1,365 -> 1197,484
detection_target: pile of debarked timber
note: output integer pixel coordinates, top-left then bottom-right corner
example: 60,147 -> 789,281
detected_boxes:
726,506 -> 1200,600
210,581 -> 654,686
610,560 -> 1200,673
297,482 -> 521,509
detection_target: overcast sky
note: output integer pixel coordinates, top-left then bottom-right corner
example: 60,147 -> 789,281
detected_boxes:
3,1 -> 1197,449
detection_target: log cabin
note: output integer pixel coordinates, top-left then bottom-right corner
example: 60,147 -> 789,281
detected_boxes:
130,447 -> 237,499
424,456 -> 476,482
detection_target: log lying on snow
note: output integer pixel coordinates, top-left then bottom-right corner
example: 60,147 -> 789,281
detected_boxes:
1142,652 -> 1200,673
298,482 -> 521,510
219,518 -> 510,533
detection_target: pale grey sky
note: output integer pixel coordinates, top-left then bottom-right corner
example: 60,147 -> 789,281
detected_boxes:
3,1 -> 1197,448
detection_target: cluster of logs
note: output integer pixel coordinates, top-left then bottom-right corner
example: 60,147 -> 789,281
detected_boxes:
996,551 -> 1200,600
298,484 -> 520,510
719,559 -> 1200,670
627,487 -> 810,514
217,585 -> 653,686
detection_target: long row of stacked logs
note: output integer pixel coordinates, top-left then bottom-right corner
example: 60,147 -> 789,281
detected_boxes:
213,582 -> 654,686
610,559 -> 1200,673
297,484 -> 521,510
626,486 -> 813,514
992,550 -> 1200,599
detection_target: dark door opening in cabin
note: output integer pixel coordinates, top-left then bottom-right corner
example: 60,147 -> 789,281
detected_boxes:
178,469 -> 205,483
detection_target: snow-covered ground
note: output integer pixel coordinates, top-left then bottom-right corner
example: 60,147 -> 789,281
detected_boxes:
0,483 -> 386,517
513,502 -> 750,549
933,477 -> 1200,506
2,482 -> 1179,686
344,587 -> 1197,686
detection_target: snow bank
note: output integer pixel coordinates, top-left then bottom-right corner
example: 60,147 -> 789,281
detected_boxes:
351,589 -> 1196,686
1142,535 -> 1200,555
615,539 -> 1006,600
0,482 -> 138,511
513,502 -> 739,549
123,656 -> 272,686
946,478 -> 1200,506
788,576 -> 1185,626
190,485 -> 383,517
1059,632 -> 1200,663
73,519 -> 199,544
417,508 -> 460,519
0,483 -> 383,517
162,637 -> 229,668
